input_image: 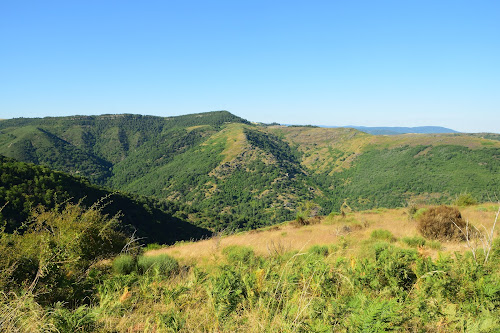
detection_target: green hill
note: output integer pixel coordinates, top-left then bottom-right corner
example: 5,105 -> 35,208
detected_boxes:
0,112 -> 499,231
0,155 -> 211,244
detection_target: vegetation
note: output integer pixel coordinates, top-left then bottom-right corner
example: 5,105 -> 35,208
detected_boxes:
0,155 -> 211,244
0,195 -> 498,332
417,205 -> 466,241
1,213 -> 499,331
370,229 -> 397,242
0,202 -> 126,307
0,111 -> 498,331
454,192 -> 479,206
1,112 -> 498,231
137,254 -> 179,276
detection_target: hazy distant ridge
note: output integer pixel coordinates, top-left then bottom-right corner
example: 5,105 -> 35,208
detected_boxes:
323,126 -> 459,135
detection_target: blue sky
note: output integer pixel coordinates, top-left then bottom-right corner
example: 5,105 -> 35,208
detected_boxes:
1,1 -> 499,132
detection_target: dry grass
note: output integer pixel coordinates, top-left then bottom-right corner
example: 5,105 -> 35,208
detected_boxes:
146,203 -> 499,264
417,205 -> 466,241
202,123 -> 249,163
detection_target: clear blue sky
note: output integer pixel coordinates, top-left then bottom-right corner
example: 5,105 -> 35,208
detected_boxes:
1,1 -> 499,132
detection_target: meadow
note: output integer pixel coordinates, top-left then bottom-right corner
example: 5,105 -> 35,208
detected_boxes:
2,202 -> 498,332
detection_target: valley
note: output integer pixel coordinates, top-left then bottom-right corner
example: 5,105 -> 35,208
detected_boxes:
0,111 -> 499,332
0,111 -> 498,232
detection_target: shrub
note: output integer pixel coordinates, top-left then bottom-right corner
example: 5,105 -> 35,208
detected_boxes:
427,240 -> 442,250
137,254 -> 179,276
417,205 -> 466,241
402,236 -> 426,248
222,245 -> 255,264
454,193 -> 478,207
51,305 -> 99,333
329,211 -> 340,217
407,204 -> 418,220
370,229 -> 396,242
293,212 -> 309,226
112,254 -> 136,275
412,208 -> 427,220
143,243 -> 162,252
210,266 -> 245,320
0,202 -> 126,306
308,245 -> 329,257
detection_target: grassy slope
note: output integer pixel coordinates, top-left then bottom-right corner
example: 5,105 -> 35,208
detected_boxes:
116,203 -> 499,331
4,203 -> 498,331
146,203 -> 500,263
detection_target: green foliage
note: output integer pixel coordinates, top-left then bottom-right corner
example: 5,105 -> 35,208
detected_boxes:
427,240 -> 443,250
314,145 -> 500,212
0,202 -> 127,306
222,245 -> 255,265
112,254 -> 136,275
370,229 -> 396,242
209,265 -> 245,322
143,243 -> 162,251
454,192 -> 478,206
348,297 -> 403,332
137,254 -> 179,277
0,154 -> 212,244
51,305 -> 99,333
308,244 -> 329,256
402,236 -> 427,248
413,207 -> 427,220
3,224 -> 499,331
1,112 -> 498,233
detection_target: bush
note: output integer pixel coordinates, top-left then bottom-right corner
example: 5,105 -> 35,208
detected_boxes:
427,240 -> 442,250
402,236 -> 426,248
417,206 -> 466,241
412,208 -> 427,220
308,245 -> 329,257
293,212 -> 309,226
143,243 -> 162,252
454,193 -> 478,207
370,229 -> 396,242
51,305 -> 99,333
137,254 -> 179,276
112,254 -> 136,275
222,245 -> 255,264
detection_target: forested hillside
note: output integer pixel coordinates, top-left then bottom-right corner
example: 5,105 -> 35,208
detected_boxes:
1,111 -> 499,231
0,155 -> 210,243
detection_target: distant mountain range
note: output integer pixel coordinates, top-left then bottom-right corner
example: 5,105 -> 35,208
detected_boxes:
0,111 -> 498,233
320,125 -> 459,135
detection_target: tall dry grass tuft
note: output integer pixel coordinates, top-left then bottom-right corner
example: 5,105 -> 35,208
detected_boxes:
453,203 -> 500,263
0,292 -> 55,333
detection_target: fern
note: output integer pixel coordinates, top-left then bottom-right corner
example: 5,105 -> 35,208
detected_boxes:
349,297 -> 403,332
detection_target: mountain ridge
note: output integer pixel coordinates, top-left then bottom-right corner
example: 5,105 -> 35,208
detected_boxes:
1,111 -> 498,231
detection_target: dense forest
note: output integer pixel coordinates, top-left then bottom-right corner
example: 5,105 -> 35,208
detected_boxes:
0,155 -> 211,244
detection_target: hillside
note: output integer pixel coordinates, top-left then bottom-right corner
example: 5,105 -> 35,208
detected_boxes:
149,203 -> 500,262
0,155 -> 211,244
114,203 -> 500,331
268,126 -> 500,210
0,111 -> 499,231
2,200 -> 498,331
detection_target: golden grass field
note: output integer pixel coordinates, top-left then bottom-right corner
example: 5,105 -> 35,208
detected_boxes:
146,203 -> 499,265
